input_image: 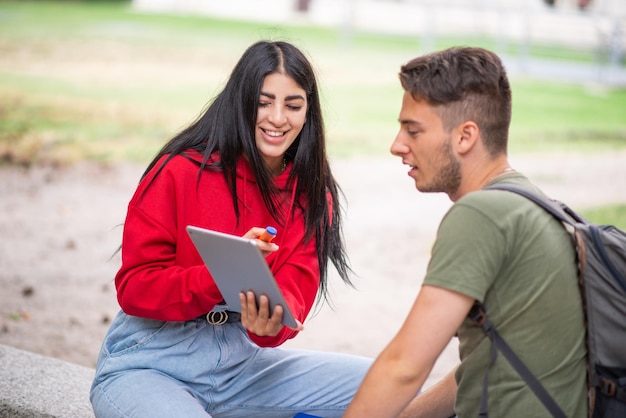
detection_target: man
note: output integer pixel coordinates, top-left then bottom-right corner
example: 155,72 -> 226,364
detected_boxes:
344,47 -> 587,417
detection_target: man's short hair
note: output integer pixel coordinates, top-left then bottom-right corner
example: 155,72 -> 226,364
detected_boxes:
399,47 -> 512,156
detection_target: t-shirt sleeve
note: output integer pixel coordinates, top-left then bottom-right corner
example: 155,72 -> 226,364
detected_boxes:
424,198 -> 508,303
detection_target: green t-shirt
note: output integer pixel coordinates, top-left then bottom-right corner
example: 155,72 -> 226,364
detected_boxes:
424,174 -> 587,417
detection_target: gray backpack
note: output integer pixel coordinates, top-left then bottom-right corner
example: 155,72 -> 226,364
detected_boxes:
471,183 -> 626,418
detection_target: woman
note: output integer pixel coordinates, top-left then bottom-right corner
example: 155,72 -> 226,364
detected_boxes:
90,40 -> 372,418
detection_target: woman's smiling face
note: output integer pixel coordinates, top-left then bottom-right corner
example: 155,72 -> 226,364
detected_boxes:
255,72 -> 307,175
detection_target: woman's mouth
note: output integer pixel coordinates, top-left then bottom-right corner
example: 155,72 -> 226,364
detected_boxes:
262,129 -> 285,138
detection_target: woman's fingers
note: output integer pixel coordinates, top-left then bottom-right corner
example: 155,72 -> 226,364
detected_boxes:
239,291 -> 285,336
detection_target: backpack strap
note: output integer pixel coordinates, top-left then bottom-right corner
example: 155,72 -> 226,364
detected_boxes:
469,304 -> 568,418
484,183 -> 585,226
589,225 -> 626,293
486,184 -> 626,302
471,183 -> 575,417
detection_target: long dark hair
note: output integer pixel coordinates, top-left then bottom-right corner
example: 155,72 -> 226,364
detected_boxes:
141,40 -> 352,303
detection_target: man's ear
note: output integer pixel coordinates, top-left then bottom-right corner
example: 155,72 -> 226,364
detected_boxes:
456,121 -> 479,156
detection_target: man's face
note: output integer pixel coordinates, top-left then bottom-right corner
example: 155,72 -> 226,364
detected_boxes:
390,91 -> 461,196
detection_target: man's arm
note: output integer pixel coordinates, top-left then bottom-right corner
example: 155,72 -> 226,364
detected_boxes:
344,285 -> 473,418
398,367 -> 457,418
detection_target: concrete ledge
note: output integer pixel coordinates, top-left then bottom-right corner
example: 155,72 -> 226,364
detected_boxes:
0,344 -> 95,418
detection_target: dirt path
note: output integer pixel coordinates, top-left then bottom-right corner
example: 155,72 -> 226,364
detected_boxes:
1,151 -> 625,388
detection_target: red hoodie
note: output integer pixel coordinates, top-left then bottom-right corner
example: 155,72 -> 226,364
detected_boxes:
115,151 -> 320,347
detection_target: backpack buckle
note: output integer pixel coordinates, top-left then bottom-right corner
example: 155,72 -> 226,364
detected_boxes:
469,304 -> 487,326
599,377 -> 617,397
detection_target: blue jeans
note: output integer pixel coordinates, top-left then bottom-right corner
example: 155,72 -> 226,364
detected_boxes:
90,311 -> 373,418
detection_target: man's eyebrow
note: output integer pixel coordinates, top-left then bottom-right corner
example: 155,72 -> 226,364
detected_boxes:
260,91 -> 305,101
398,118 -> 421,125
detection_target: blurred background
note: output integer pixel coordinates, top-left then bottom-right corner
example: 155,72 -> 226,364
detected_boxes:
1,0 -> 625,382
1,0 -> 625,165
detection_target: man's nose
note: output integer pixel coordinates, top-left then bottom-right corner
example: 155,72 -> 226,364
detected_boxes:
390,132 -> 409,156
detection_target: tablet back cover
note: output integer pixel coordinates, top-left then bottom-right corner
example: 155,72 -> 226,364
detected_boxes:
186,225 -> 297,328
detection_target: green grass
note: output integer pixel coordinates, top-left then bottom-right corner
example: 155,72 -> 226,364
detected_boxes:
581,205 -> 626,230
510,81 -> 626,152
1,0 -> 625,166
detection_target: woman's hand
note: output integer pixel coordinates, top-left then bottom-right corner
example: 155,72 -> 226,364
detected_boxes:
242,227 -> 279,257
239,291 -> 304,336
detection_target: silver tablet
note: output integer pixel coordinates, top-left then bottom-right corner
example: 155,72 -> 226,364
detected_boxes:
186,225 -> 297,328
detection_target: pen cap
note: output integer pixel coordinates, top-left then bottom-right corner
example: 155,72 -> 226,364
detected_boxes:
259,226 -> 277,242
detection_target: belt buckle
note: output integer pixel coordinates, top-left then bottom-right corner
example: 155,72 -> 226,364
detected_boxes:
206,311 -> 228,325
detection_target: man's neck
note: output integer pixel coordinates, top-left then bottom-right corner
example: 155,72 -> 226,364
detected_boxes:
449,158 -> 513,202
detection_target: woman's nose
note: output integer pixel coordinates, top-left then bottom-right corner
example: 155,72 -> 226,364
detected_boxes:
268,106 -> 287,125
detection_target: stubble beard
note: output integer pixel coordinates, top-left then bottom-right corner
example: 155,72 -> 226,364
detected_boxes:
419,138 -> 462,195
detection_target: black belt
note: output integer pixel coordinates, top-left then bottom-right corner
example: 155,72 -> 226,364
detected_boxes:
205,310 -> 241,325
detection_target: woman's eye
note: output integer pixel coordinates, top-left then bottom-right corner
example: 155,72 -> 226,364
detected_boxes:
287,105 -> 303,111
259,102 -> 271,108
